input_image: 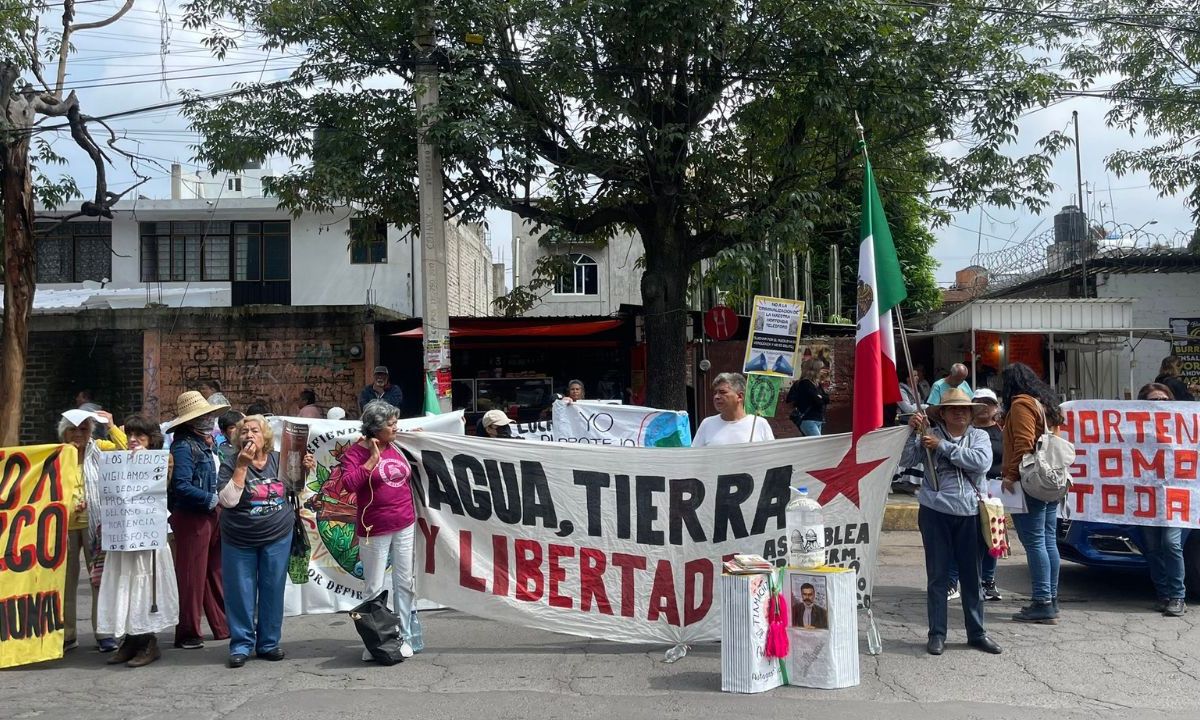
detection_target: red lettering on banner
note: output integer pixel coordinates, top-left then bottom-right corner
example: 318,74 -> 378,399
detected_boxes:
1101,485 -> 1125,516
1069,484 -> 1094,514
1155,412 -> 1171,443
1166,489 -> 1191,522
1101,410 -> 1125,443
1133,486 -> 1157,518
1175,450 -> 1199,480
683,559 -> 714,626
1128,411 -> 1151,442
579,547 -> 613,615
458,531 -> 488,592
1131,449 -> 1166,480
1178,413 -> 1200,445
514,539 -> 544,601
1070,450 -> 1087,480
417,519 -> 439,574
547,543 -> 575,609
1078,411 -> 1100,443
492,535 -> 509,597
647,559 -> 680,626
1098,449 -> 1124,478
1061,410 -> 1076,443
612,553 -> 647,618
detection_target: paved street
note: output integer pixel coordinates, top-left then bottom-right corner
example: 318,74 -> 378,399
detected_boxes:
5,530 -> 1197,720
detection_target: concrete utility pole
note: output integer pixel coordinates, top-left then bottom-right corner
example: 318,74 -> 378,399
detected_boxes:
415,1 -> 453,412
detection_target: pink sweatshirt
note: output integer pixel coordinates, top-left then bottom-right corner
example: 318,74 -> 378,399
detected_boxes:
338,442 -> 416,538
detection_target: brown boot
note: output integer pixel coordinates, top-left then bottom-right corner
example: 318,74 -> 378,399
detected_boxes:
107,636 -> 142,665
126,636 -> 161,668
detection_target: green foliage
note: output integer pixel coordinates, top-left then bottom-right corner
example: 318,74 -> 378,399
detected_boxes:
1061,1 -> 1200,220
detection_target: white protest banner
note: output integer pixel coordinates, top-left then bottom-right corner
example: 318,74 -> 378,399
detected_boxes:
1061,400 -> 1200,528
743,295 -> 804,378
97,450 -> 169,552
399,426 -> 907,645
277,412 -> 464,615
512,419 -> 555,442
552,399 -> 692,447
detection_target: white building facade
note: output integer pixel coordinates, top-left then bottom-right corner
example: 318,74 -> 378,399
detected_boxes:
510,214 -> 645,317
29,164 -> 499,317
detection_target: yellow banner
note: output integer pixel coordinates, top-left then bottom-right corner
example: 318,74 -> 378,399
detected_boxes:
0,444 -> 77,668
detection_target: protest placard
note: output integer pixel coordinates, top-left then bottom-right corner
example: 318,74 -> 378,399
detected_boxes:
1061,399 -> 1200,527
98,450 -> 169,552
743,296 -> 805,378
400,426 -> 907,645
1170,317 -> 1200,387
0,444 -> 77,668
745,373 -> 783,418
278,420 -> 310,492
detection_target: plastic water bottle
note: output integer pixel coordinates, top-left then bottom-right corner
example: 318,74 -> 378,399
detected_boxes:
408,610 -> 424,653
787,486 -> 825,568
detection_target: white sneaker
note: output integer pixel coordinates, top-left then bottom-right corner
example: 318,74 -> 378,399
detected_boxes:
362,648 -> 374,662
400,641 -> 414,659
947,583 -> 961,601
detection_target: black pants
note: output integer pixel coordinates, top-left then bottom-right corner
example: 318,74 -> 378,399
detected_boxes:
918,505 -> 986,642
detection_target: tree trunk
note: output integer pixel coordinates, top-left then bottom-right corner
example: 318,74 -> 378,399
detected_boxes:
640,229 -> 690,411
0,125 -> 35,446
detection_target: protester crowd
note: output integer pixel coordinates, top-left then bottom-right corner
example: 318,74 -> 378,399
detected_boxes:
50,353 -> 1191,668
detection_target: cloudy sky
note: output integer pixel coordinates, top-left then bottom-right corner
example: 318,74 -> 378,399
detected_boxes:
33,0 -> 1196,290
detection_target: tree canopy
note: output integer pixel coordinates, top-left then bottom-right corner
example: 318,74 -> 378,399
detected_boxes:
182,0 -> 1078,408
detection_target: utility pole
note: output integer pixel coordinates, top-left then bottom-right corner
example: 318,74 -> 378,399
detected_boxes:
415,1 -> 452,412
1073,110 -> 1088,299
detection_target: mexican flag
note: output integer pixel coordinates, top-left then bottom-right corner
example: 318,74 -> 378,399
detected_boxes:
853,152 -> 907,440
423,373 -> 442,416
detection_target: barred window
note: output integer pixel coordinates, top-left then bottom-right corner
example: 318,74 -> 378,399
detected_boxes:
35,221 -> 112,283
139,221 -> 232,281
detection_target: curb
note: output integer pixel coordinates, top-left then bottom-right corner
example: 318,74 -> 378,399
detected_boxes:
883,498 -> 920,531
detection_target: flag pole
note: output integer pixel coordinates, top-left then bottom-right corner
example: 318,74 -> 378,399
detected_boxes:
854,113 -> 922,409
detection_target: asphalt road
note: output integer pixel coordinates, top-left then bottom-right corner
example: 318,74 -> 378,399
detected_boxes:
4,531 -> 1196,720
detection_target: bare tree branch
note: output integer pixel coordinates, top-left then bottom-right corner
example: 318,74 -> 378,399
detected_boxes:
54,0 -> 135,97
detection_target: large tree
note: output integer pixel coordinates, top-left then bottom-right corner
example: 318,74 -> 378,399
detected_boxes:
182,0 -> 1072,409
1062,0 -> 1200,221
1,0 -> 145,444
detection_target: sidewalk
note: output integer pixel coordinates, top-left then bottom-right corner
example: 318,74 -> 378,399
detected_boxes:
883,490 -> 921,530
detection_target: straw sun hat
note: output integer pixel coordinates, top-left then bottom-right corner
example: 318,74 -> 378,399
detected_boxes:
927,387 -> 986,420
167,390 -> 230,431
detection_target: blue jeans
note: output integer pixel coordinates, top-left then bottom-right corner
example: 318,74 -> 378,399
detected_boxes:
949,551 -> 997,586
222,534 -> 291,657
799,420 -> 824,437
918,506 -> 987,641
1011,495 -> 1060,602
1142,526 -> 1185,600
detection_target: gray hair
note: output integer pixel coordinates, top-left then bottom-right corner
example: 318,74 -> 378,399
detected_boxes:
57,416 -> 79,441
712,372 -> 747,395
360,399 -> 400,438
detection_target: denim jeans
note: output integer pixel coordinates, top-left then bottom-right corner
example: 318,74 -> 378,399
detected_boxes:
1142,526 -> 1186,600
949,551 -> 997,587
918,505 -> 987,641
799,420 -> 824,437
222,533 -> 291,657
1011,495 -> 1060,602
359,525 -> 416,638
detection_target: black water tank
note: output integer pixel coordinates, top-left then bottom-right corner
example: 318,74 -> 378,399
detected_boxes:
1054,205 -> 1087,246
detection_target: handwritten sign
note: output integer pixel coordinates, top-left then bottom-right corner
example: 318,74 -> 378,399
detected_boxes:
98,450 -> 169,551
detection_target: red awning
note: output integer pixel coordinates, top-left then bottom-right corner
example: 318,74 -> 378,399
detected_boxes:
392,319 -> 622,339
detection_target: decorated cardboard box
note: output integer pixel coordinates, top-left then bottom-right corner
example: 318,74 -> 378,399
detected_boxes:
720,570 -> 786,694
787,566 -> 860,689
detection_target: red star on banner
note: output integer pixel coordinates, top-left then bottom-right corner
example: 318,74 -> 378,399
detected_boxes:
809,442 -> 889,508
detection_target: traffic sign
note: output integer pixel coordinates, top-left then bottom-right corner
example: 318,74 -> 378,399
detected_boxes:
704,305 -> 739,341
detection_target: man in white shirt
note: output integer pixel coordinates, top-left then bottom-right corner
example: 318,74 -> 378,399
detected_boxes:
692,372 -> 775,447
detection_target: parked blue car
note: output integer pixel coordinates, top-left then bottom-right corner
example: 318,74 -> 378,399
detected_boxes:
1056,519 -> 1200,598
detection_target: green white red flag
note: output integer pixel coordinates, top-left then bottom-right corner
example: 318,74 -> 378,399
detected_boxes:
853,151 -> 907,440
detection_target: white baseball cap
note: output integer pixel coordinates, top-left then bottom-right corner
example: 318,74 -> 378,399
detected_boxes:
481,409 -> 513,429
973,388 -> 999,404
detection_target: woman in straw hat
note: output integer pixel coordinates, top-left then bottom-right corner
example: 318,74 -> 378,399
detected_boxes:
166,390 -> 231,650
900,387 -> 1001,657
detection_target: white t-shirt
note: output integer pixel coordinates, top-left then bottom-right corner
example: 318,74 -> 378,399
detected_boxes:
692,414 -> 775,447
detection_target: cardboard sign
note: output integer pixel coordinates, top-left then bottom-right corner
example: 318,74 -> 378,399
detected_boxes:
98,450 -> 169,552
743,296 -> 805,378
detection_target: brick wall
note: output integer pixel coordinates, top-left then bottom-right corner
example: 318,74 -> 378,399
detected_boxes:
148,310 -> 367,421
695,335 -> 855,438
21,329 -> 144,443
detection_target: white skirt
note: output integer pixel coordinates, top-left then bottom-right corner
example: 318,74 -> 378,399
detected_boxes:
96,548 -> 180,636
